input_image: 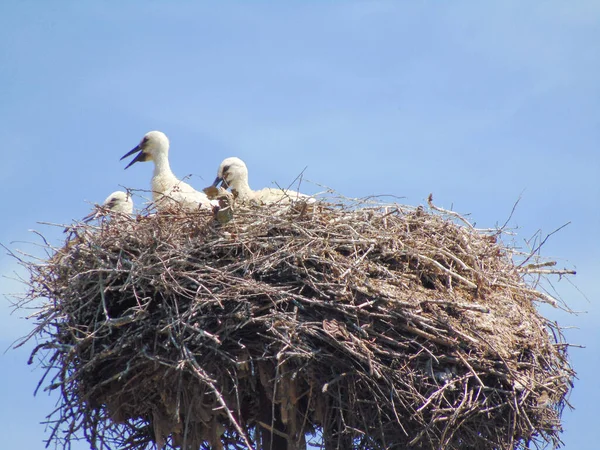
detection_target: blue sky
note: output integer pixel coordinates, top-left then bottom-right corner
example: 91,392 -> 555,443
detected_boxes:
0,2 -> 598,449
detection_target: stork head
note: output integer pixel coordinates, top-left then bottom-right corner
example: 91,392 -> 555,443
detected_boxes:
102,191 -> 134,214
211,157 -> 249,190
82,191 -> 133,223
121,131 -> 169,169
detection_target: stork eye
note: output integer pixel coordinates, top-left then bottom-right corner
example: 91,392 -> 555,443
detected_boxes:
222,165 -> 231,174
142,136 -> 149,145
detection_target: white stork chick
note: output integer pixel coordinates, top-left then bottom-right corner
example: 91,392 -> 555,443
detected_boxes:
211,157 -> 313,205
121,131 -> 217,211
64,191 -> 133,233
82,190 -> 134,223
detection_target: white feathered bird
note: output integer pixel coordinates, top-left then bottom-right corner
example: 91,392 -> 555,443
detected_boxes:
64,191 -> 133,233
121,131 -> 217,211
81,190 -> 134,223
211,157 -> 313,204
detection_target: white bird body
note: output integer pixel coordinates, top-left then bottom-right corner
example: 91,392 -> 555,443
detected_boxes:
212,157 -> 313,205
121,131 -> 217,211
83,190 -> 133,223
250,186 -> 310,204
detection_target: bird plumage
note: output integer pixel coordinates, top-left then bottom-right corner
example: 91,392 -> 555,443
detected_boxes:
82,190 -> 133,223
121,131 -> 217,211
211,157 -> 313,205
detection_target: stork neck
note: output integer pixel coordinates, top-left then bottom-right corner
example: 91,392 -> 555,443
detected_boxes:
152,152 -> 174,178
232,170 -> 252,191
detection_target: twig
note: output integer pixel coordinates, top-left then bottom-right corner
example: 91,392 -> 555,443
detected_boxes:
427,194 -> 474,229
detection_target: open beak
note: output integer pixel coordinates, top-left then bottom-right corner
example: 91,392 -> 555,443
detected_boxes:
121,145 -> 148,169
212,176 -> 227,188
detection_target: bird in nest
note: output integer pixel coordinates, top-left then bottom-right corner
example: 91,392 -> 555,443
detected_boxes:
121,131 -> 218,211
63,190 -> 133,234
208,156 -> 314,205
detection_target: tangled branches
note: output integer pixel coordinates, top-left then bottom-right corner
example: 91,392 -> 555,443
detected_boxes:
15,199 -> 574,449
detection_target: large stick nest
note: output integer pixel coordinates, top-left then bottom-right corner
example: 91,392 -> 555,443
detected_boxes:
18,198 -> 573,450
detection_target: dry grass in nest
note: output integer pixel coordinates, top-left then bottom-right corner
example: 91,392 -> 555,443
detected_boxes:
13,196 -> 574,450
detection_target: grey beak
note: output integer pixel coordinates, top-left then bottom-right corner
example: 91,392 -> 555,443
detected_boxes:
81,209 -> 99,223
212,176 -> 227,188
121,145 -> 146,169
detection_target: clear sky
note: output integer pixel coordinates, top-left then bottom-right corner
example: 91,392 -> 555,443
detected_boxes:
0,2 -> 598,449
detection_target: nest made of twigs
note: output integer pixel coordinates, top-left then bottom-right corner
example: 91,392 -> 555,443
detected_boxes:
17,198 -> 573,450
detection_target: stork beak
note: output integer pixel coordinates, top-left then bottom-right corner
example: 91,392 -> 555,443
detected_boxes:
121,145 -> 148,169
81,209 -> 99,223
212,176 -> 227,188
